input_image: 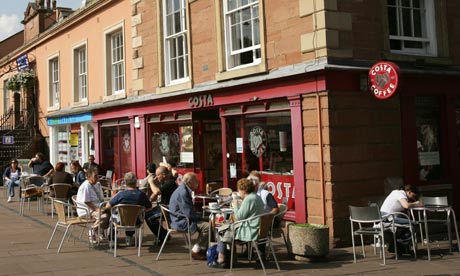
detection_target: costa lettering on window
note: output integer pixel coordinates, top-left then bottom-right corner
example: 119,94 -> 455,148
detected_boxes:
368,61 -> 400,100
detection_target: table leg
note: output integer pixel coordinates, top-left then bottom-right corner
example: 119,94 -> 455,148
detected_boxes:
423,209 -> 431,261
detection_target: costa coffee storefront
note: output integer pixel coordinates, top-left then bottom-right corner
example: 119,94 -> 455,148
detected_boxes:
92,76 -> 322,222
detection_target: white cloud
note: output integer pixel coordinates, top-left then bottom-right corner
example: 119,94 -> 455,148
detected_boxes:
0,14 -> 22,41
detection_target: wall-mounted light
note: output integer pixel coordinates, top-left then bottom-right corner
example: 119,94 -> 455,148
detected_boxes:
134,116 -> 140,129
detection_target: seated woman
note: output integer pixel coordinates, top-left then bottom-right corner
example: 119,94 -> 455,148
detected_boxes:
70,160 -> 86,195
48,162 -> 74,197
212,178 -> 264,268
3,158 -> 21,203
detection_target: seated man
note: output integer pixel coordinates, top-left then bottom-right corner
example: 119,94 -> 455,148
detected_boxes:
104,172 -> 152,246
380,184 -> 421,253
169,172 -> 209,260
76,167 -> 109,243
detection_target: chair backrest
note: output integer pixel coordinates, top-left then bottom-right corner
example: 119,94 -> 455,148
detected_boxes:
212,187 -> 232,196
349,205 -> 382,223
206,182 -> 222,194
50,183 -> 72,199
99,179 -> 110,188
28,176 -> 45,186
258,213 -> 275,240
113,204 -> 144,227
54,200 -> 69,223
159,205 -> 173,231
422,196 -> 448,206
71,195 -> 78,206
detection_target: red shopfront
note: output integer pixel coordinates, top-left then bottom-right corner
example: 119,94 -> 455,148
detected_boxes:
93,76 -> 324,222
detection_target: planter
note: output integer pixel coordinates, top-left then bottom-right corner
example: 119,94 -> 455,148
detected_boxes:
287,223 -> 329,261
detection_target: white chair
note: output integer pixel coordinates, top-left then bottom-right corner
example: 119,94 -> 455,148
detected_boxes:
109,204 -> 145,257
271,203 -> 289,257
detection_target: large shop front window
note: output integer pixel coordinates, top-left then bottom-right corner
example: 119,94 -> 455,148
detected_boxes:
149,121 -> 194,170
416,96 -> 441,181
226,110 -> 293,207
101,122 -> 131,180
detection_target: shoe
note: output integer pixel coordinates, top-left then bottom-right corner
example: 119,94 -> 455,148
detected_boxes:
7,196 -> 12,203
126,236 -> 133,246
192,251 -> 207,260
210,261 -> 226,268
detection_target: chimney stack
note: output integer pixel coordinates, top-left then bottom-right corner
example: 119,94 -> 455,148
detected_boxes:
52,0 -> 57,10
46,0 -> 50,9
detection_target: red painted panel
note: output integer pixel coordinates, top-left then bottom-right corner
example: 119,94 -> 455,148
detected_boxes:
260,173 -> 295,209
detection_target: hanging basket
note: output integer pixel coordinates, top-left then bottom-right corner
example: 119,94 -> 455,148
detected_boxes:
6,69 -> 36,91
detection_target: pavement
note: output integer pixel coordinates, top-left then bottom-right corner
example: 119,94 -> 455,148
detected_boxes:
1,195 -> 460,276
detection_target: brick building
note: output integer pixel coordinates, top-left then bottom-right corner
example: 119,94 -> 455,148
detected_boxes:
1,0 -> 460,246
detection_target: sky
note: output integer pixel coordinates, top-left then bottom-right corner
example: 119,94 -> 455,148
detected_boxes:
0,0 -> 82,41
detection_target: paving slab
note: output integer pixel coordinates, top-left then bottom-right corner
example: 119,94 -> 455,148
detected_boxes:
1,198 -> 460,275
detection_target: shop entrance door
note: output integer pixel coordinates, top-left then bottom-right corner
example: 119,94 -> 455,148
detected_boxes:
193,110 -> 223,192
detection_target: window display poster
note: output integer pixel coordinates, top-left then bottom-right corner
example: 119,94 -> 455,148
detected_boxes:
230,163 -> 237,179
70,133 -> 78,147
70,147 -> 78,161
236,137 -> 243,153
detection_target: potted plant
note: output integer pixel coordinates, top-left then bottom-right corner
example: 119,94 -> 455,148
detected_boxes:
6,69 -> 36,91
287,222 -> 329,261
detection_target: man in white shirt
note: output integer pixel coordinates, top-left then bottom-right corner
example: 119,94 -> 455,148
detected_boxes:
76,167 -> 108,242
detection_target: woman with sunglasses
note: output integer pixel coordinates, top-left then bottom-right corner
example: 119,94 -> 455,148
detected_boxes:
3,159 -> 22,202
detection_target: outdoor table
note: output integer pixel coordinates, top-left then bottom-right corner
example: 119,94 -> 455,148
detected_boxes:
193,193 -> 221,215
207,207 -> 234,246
412,205 -> 460,260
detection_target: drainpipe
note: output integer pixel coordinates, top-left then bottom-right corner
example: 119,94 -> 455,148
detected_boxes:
316,93 -> 326,225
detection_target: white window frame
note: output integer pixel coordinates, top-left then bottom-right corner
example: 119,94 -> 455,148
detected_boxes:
387,0 -> 437,56
3,79 -> 9,113
223,0 -> 261,70
103,22 -> 125,100
77,46 -> 87,101
110,31 -> 124,94
48,54 -> 60,109
163,0 -> 189,86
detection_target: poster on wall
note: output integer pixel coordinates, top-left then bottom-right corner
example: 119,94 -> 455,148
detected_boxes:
70,133 -> 78,147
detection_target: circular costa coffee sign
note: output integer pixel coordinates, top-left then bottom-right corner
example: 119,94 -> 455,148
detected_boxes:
368,61 -> 400,100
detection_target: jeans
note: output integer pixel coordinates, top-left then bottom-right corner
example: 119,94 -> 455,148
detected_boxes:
145,208 -> 167,242
6,179 -> 20,197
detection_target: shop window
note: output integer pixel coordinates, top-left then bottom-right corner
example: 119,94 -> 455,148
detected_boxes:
387,0 -> 437,56
48,56 -> 60,108
101,122 -> 131,180
73,43 -> 87,103
148,121 -> 194,169
226,111 -> 293,178
416,96 -> 441,181
103,22 -> 125,100
162,0 -> 189,86
216,0 -> 266,81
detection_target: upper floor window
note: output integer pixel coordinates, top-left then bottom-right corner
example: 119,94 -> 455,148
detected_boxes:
387,0 -> 437,56
49,57 -> 60,107
105,28 -> 125,96
163,0 -> 189,85
74,45 -> 87,102
224,0 -> 261,70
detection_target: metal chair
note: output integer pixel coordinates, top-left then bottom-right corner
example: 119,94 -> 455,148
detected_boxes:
271,203 -> 289,257
109,204 -> 145,257
411,196 -> 460,260
229,213 -> 280,275
349,204 -> 397,265
156,204 -> 192,262
46,200 -> 94,253
98,178 -> 112,198
19,178 -> 45,216
49,183 -> 72,218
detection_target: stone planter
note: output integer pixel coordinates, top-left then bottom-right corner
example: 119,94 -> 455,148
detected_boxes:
287,223 -> 329,261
